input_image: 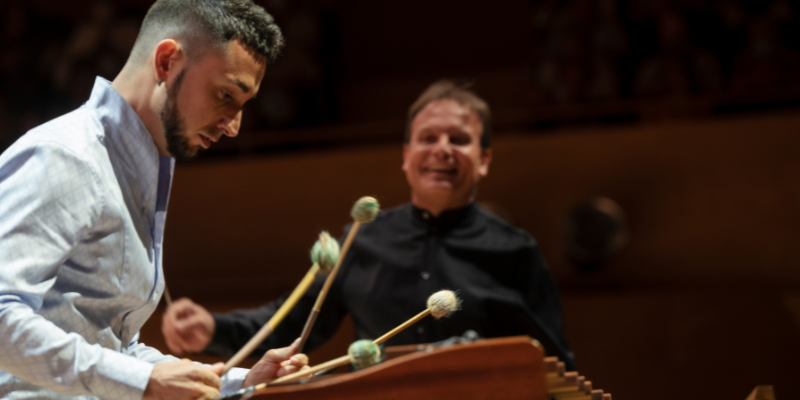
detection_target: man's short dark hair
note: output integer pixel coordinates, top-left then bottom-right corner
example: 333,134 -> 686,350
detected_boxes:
405,80 -> 492,150
129,0 -> 284,66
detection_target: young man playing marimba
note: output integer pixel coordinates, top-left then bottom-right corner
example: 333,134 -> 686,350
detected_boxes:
0,1 -> 308,399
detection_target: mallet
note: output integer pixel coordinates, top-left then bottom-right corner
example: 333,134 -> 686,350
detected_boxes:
295,196 -> 380,353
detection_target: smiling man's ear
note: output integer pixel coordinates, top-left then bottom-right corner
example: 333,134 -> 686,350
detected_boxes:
402,144 -> 412,173
478,148 -> 492,178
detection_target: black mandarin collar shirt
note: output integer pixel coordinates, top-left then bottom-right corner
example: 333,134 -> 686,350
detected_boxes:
210,202 -> 575,369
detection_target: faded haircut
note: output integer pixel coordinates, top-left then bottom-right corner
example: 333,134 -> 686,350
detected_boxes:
405,80 -> 492,150
128,0 -> 284,66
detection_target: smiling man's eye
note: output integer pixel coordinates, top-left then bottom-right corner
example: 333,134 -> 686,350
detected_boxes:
221,91 -> 233,100
422,134 -> 438,143
451,136 -> 470,145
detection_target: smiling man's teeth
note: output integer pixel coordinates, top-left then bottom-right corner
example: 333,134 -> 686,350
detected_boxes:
425,167 -> 456,174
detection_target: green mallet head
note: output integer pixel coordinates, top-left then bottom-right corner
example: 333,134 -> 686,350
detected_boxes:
351,196 -> 380,223
310,231 -> 340,274
348,339 -> 383,371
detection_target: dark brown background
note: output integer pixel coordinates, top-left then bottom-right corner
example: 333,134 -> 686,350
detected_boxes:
3,0 -> 800,399
140,110 -> 800,400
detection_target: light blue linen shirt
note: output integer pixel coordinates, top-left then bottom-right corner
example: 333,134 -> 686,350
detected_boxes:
0,77 -> 247,399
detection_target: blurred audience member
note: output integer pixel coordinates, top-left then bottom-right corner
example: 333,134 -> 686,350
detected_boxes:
531,0 -> 627,103
633,11 -> 724,97
732,15 -> 800,92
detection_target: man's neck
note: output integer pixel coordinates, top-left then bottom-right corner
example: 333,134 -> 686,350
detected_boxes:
411,195 -> 472,217
111,65 -> 169,155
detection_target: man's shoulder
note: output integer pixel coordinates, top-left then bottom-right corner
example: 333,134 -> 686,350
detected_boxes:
377,203 -> 413,219
355,202 -> 410,223
12,107 -> 104,158
0,107 -> 110,191
474,204 -> 538,247
346,202 -> 411,236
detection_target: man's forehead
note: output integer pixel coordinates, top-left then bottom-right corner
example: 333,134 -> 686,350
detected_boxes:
413,100 -> 480,130
195,40 -> 266,92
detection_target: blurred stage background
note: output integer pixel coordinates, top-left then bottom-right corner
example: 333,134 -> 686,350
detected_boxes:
2,0 -> 800,399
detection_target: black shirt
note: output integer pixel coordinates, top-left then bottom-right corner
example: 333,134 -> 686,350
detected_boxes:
208,202 -> 575,369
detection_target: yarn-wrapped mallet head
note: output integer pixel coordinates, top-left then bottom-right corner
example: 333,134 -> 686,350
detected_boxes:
310,231 -> 340,274
427,290 -> 460,319
351,196 -> 380,223
347,339 -> 383,371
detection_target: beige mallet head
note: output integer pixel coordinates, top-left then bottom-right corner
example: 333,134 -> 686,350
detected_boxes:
427,290 -> 461,319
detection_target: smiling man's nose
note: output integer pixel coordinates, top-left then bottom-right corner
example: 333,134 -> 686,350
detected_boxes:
433,134 -> 453,156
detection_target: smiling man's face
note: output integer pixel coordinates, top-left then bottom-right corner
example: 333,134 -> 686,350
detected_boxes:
402,99 -> 491,213
160,39 -> 265,160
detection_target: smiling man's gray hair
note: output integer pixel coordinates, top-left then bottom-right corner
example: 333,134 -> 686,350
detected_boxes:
128,0 -> 284,67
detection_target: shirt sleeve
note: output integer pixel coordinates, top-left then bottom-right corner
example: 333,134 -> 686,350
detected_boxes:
125,333 -> 248,395
0,142 -> 152,400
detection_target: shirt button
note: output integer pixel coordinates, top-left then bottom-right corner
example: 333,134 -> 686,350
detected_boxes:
421,271 -> 430,280
417,326 -> 425,334
422,211 -> 430,220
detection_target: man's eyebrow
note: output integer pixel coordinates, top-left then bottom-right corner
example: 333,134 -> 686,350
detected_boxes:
229,79 -> 251,94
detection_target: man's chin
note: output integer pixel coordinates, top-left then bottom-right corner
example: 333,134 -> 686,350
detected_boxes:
421,177 -> 458,190
415,183 -> 458,199
168,145 -> 201,161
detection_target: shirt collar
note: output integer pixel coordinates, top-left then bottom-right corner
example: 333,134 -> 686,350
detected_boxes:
411,202 -> 477,232
84,77 -> 175,228
84,77 -> 163,167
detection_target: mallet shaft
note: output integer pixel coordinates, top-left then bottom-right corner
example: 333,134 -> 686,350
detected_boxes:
373,308 -> 431,345
296,221 -> 362,352
223,264 -> 320,375
269,355 -> 350,385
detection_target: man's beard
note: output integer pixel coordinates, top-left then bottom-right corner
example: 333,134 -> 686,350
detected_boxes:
160,69 -> 198,161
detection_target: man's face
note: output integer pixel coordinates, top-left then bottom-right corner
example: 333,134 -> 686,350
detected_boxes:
402,100 -> 491,210
161,40 -> 265,160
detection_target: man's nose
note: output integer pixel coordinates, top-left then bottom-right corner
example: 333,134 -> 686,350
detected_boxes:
433,134 -> 453,156
218,111 -> 242,137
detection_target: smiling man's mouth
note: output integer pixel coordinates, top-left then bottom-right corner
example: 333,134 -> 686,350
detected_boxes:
423,166 -> 457,175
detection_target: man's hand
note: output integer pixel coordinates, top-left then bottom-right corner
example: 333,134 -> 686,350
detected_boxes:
143,359 -> 223,400
242,339 -> 310,388
162,298 -> 215,355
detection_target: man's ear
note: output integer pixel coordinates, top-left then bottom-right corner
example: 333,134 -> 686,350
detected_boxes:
478,148 -> 492,178
401,144 -> 410,172
152,39 -> 183,85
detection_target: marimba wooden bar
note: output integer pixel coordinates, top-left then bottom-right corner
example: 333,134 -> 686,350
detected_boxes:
248,336 -> 611,400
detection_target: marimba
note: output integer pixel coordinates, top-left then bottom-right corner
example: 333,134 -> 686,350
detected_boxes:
247,336 -> 611,400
